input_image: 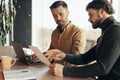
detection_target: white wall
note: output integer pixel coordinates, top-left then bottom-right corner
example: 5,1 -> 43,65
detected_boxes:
112,0 -> 120,21
32,0 -> 92,29
32,0 -> 119,51
32,0 -> 93,51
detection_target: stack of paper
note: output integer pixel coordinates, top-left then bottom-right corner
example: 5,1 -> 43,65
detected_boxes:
3,69 -> 36,80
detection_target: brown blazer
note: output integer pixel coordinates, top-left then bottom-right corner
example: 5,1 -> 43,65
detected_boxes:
49,22 -> 86,53
49,22 -> 86,66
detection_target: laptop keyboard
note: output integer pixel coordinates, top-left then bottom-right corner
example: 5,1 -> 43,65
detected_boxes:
26,56 -> 42,65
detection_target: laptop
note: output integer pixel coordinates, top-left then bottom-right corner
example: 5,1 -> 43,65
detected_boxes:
12,41 -> 42,65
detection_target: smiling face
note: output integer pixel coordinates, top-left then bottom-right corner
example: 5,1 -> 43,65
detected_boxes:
87,8 -> 103,29
51,6 -> 69,27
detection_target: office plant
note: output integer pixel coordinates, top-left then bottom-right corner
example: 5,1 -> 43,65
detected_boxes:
0,0 -> 16,46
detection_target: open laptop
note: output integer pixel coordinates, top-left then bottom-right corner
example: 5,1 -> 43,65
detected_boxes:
12,41 -> 42,65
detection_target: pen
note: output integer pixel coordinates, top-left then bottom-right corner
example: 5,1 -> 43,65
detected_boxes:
22,70 -> 29,73
44,52 -> 54,64
50,59 -> 54,64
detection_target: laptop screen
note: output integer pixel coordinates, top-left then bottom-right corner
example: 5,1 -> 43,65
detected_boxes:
12,41 -> 28,64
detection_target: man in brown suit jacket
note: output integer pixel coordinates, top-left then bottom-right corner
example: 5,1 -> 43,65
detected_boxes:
48,1 -> 86,66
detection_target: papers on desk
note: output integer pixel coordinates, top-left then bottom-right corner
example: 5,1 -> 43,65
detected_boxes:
29,46 -> 51,66
3,69 -> 36,80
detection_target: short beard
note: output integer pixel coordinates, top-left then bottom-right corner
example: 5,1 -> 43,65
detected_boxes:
92,19 -> 102,29
92,14 -> 102,29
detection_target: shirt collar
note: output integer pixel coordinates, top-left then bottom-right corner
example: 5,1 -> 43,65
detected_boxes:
64,21 -> 72,31
100,16 -> 115,32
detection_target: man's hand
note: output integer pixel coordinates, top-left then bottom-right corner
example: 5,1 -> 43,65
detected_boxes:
30,54 -> 41,62
49,63 -> 64,77
45,49 -> 66,61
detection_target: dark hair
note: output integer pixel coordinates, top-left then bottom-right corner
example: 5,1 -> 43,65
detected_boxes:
50,0 -> 68,9
86,0 -> 115,15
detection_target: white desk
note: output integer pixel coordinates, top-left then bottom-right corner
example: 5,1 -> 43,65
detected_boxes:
0,62 -> 94,80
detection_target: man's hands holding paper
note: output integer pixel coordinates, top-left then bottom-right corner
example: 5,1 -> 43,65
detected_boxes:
30,48 -> 66,77
30,52 -> 56,63
29,46 -> 51,66
30,49 -> 66,63
45,49 -> 66,61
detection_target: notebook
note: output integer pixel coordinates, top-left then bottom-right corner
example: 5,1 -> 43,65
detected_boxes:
3,69 -> 36,80
12,41 -> 42,65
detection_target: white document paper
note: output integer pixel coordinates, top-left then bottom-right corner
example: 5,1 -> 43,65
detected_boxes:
29,46 -> 51,66
3,69 -> 36,80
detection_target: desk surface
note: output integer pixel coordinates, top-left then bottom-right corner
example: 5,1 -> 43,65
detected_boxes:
0,62 -> 94,80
